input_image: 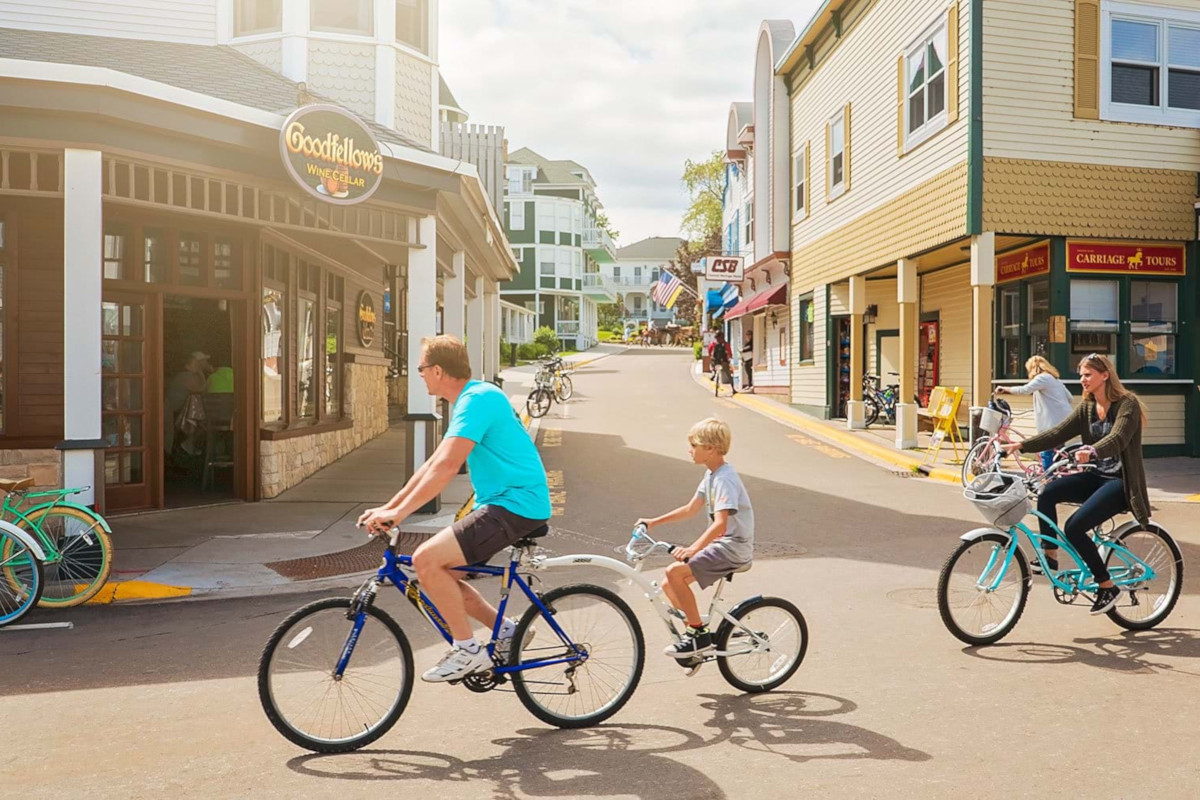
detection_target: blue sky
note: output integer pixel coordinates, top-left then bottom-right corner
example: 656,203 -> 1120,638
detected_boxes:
439,0 -> 823,246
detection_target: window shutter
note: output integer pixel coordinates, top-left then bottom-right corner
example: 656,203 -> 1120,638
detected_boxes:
843,103 -> 851,193
896,54 -> 906,156
824,122 -> 831,199
804,143 -> 810,218
946,2 -> 960,123
1074,0 -> 1101,119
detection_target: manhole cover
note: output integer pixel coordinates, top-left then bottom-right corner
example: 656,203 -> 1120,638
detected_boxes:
265,531 -> 430,580
886,587 -> 939,609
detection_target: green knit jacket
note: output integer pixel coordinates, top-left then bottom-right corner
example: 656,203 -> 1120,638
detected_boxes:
1020,395 -> 1150,526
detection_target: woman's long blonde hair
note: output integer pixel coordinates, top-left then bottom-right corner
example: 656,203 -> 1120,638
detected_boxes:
1078,353 -> 1147,423
1025,355 -> 1059,379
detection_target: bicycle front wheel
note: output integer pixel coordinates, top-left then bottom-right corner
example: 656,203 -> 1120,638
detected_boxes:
0,529 -> 43,627
716,596 -> 808,692
527,388 -> 552,418
15,506 -> 113,607
259,598 -> 414,753
961,438 -> 998,487
937,533 -> 1029,646
1105,524 -> 1183,631
510,584 -> 644,729
555,375 -> 574,402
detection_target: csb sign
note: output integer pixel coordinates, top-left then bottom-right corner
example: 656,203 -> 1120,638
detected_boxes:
1066,240 -> 1185,276
996,242 -> 1050,283
704,256 -> 745,282
280,105 -> 385,205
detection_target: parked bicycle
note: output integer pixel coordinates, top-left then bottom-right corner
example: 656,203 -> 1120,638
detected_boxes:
0,478 -> 113,608
525,356 -> 573,418
862,373 -> 899,428
0,517 -> 45,627
937,446 -> 1183,646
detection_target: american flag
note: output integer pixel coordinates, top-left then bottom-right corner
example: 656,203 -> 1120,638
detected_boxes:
650,272 -> 684,308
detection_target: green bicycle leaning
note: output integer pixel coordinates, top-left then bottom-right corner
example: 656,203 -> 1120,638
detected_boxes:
937,448 -> 1183,646
0,477 -> 114,608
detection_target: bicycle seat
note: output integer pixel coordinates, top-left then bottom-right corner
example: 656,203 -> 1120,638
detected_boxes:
513,524 -> 550,548
0,478 -> 34,493
720,563 -> 753,583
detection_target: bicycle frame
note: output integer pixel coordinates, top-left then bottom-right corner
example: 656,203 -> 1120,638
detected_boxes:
0,487 -> 111,560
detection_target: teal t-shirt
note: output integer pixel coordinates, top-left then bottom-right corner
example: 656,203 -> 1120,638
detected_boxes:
445,381 -> 552,520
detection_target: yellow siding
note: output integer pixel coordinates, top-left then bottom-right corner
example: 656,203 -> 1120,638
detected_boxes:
865,278 -> 899,375
792,286 -> 827,408
920,263 -> 972,417
984,0 -> 1200,168
983,159 -> 1197,241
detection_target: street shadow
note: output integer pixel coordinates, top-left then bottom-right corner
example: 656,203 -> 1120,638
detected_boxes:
962,628 -> 1200,677
286,723 -> 725,799
696,692 -> 931,764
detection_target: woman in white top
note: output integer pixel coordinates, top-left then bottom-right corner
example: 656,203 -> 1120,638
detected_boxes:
995,355 -> 1073,470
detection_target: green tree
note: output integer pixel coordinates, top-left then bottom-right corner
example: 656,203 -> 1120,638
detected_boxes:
595,210 -> 620,243
597,297 -> 623,331
680,151 -> 724,243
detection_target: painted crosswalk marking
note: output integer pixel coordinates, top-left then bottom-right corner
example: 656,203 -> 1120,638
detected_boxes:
787,433 -> 850,459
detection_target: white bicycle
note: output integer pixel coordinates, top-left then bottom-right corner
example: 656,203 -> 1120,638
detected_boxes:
529,525 -> 808,691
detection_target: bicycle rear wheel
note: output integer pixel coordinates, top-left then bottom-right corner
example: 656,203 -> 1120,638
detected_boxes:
0,529 -> 43,627
259,597 -> 414,753
715,596 -> 808,692
555,375 -> 574,402
937,533 -> 1029,646
1105,524 -> 1183,631
510,584 -> 644,728
961,439 -> 999,486
17,506 -> 112,607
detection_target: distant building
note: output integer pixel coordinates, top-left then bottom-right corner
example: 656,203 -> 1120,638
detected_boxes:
602,237 -> 687,329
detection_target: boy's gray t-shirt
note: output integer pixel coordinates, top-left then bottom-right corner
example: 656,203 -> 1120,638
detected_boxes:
695,463 -> 754,564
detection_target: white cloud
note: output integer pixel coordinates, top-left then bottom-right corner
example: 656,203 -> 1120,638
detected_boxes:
438,0 -> 822,246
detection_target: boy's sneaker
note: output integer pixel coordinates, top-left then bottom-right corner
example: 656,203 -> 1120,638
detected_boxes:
421,645 -> 492,682
1089,586 -> 1121,616
664,628 -> 712,659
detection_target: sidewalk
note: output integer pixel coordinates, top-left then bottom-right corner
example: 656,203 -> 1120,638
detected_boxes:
91,343 -> 625,605
692,360 -> 1200,504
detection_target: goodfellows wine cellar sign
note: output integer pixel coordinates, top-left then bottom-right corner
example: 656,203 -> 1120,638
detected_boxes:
280,105 -> 384,205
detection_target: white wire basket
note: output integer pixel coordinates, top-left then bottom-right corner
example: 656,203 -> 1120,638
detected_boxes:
977,406 -> 1004,436
964,473 -> 1030,528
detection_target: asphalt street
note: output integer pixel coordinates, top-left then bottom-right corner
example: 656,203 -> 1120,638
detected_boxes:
3,347 -> 1198,799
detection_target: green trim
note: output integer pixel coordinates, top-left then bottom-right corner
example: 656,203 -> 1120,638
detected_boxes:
1144,444 -> 1188,458
558,232 -> 572,246
874,328 -> 899,376
824,284 -> 835,415
966,0 -> 983,234
539,231 -> 555,245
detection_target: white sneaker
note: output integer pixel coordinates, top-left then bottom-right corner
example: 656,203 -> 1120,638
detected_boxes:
421,646 -> 492,683
496,627 -> 536,663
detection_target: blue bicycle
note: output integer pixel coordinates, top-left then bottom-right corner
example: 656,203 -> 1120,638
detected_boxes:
937,448 -> 1183,646
258,525 -> 645,753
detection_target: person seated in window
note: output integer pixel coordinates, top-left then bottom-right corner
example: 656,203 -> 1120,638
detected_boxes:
206,365 -> 234,394
165,352 -> 210,457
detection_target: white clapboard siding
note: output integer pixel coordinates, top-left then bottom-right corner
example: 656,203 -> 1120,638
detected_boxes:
790,0 -> 969,252
440,122 -> 506,217
983,0 -> 1200,168
995,392 -> 1184,446
793,286 -> 827,408
0,0 -> 217,44
920,263 -> 972,417
759,309 -> 791,387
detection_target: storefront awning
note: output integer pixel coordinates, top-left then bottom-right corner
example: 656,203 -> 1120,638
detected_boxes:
724,283 -> 788,320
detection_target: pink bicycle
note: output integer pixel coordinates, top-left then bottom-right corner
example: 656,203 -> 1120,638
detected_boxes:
960,397 -> 1060,486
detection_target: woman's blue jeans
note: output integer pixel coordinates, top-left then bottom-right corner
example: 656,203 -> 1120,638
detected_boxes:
1036,471 -> 1127,584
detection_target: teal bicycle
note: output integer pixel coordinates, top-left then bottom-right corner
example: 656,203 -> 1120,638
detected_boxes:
937,448 -> 1183,646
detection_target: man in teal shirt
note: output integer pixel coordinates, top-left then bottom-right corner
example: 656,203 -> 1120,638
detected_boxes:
359,335 -> 551,682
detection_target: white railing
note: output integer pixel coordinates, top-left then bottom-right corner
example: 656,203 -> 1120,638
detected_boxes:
500,300 -> 536,345
625,309 -> 649,320
583,227 -> 617,260
609,275 -> 656,287
440,122 -> 505,214
583,273 -> 609,288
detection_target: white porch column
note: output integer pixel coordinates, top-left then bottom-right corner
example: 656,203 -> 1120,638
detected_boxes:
896,258 -> 919,449
373,0 -> 397,127
62,149 -> 104,506
443,251 -> 466,340
846,274 -> 867,430
971,233 -> 996,410
405,214 -> 439,513
483,283 -> 499,380
466,275 -> 484,379
281,0 -> 309,83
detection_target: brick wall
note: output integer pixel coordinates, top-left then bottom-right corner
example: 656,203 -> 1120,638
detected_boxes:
0,449 -> 62,489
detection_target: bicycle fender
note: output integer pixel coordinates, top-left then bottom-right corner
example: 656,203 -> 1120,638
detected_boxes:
0,519 -> 48,562
959,526 -> 1011,543
1109,519 -> 1171,541
26,501 -> 113,533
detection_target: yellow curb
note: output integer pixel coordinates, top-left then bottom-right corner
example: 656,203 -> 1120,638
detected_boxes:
1187,494 -> 1200,503
695,371 -> 961,484
85,580 -> 192,605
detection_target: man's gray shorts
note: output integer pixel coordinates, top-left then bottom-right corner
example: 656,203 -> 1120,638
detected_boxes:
452,504 -> 548,565
687,543 -> 752,589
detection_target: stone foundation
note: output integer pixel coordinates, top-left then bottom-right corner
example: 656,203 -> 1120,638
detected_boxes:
259,363 -> 389,498
0,449 -> 62,489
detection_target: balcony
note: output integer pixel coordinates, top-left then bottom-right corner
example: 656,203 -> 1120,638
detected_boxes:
583,227 -> 617,264
582,273 -> 617,303
608,274 -> 655,288
624,309 -> 649,321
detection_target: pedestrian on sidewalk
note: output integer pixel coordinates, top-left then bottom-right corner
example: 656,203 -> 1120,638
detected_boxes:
358,334 -> 551,683
995,355 -> 1072,471
741,331 -> 755,394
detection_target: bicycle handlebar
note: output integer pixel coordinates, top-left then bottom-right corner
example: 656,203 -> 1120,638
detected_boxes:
626,524 -> 679,563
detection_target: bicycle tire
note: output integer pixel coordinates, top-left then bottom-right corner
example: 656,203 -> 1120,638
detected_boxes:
258,597 -> 414,753
715,596 -> 808,693
510,584 -> 644,729
0,528 -> 44,627
555,375 -> 574,402
9,506 -> 113,608
863,396 -> 881,428
961,439 -> 998,487
937,533 -> 1029,646
1104,524 -> 1183,631
526,388 -> 552,418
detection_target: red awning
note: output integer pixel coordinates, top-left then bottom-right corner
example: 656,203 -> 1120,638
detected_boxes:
724,283 -> 788,320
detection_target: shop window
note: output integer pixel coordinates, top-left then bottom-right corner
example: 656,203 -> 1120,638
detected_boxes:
1027,279 -> 1050,360
103,227 -> 131,281
797,294 -> 814,362
1103,7 -> 1200,127
311,0 -> 373,35
143,228 -> 169,283
297,263 -> 319,419
395,0 -> 429,54
234,0 -> 281,36
262,284 -> 286,425
905,19 -> 949,146
999,285 -> 1021,378
213,238 -> 241,290
1069,279 -> 1119,365
324,305 -> 342,416
1129,280 -> 1177,375
178,233 -> 204,286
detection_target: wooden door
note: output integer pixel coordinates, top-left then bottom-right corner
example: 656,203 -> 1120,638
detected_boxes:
101,292 -> 160,511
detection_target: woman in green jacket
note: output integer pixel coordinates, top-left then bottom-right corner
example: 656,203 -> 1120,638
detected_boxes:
1001,353 -> 1149,616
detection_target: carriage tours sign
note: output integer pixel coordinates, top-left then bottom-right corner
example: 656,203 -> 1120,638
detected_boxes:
1066,240 -> 1185,276
280,105 -> 385,205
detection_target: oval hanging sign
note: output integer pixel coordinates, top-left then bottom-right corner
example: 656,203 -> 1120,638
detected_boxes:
279,104 -> 384,205
357,291 -> 377,347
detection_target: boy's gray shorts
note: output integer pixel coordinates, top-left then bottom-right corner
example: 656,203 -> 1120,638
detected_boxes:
687,544 -> 751,589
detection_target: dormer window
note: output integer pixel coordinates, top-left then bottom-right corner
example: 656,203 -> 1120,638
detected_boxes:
311,0 -> 373,36
396,0 -> 429,55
